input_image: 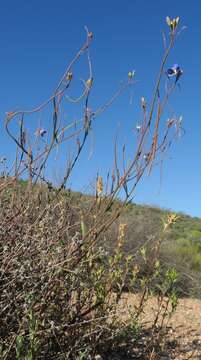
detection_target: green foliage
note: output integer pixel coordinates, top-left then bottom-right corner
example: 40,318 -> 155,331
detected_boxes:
109,201 -> 201,297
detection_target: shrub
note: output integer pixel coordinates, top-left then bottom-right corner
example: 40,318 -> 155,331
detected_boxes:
0,17 -> 183,359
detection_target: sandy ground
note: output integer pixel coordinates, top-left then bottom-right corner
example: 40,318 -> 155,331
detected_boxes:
117,294 -> 201,359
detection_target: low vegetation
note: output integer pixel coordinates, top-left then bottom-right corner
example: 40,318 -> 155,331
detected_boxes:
0,179 -> 180,359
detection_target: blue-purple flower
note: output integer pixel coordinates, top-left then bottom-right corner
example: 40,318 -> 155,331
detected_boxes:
34,128 -> 47,137
167,64 -> 183,83
136,124 -> 142,132
0,157 -> 6,163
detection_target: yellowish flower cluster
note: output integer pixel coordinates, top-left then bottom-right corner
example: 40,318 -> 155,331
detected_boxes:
118,223 -> 127,248
96,176 -> 103,197
163,213 -> 179,231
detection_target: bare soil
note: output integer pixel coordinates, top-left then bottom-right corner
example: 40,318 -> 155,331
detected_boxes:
118,294 -> 201,359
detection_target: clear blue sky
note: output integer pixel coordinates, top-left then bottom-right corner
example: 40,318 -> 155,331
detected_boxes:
0,0 -> 200,217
